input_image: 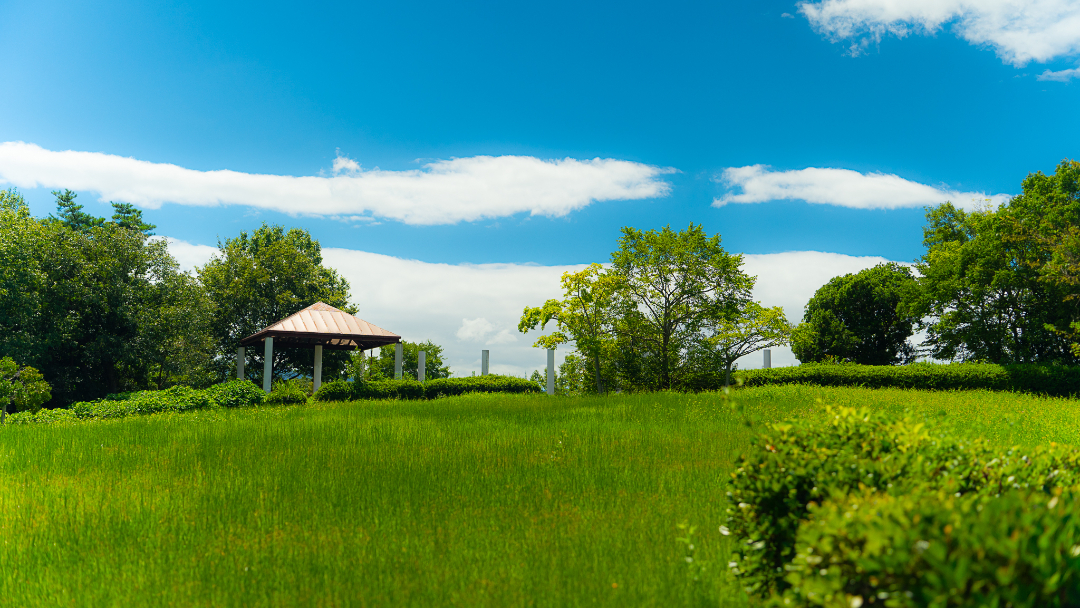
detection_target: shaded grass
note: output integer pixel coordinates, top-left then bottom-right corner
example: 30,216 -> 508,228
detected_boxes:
3,386 -> 1080,606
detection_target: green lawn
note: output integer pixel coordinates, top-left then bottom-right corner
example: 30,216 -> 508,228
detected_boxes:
3,386 -> 1080,607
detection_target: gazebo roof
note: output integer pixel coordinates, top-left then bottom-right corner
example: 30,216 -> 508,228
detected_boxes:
239,302 -> 401,351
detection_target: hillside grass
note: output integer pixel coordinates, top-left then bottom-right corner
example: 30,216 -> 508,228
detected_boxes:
3,386 -> 1080,607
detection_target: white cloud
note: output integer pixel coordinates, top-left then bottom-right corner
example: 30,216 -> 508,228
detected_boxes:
1037,66 -> 1080,81
159,237 -> 906,376
157,237 -> 219,273
798,0 -> 1080,66
0,142 -> 674,226
715,165 -> 1010,211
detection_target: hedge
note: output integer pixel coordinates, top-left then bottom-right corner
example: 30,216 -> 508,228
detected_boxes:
5,380 -> 265,425
736,362 -> 1080,396
725,405 -> 1080,604
313,375 -> 543,402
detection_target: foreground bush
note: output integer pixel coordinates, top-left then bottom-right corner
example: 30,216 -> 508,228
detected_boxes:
313,380 -> 352,402
726,405 -> 1080,599
265,380 -> 309,405
737,362 -> 1080,396
5,380 -> 264,424
783,489 -> 1080,607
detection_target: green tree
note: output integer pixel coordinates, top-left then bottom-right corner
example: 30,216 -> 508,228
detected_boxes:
198,224 -> 355,384
367,340 -> 450,380
695,302 -> 791,387
110,202 -> 156,235
610,223 -> 754,389
792,263 -> 917,365
0,357 -> 51,424
518,263 -> 621,394
909,161 -> 1080,364
51,189 -> 105,232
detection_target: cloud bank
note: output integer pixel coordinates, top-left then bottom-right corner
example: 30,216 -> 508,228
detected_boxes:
798,0 -> 1080,66
1038,66 -> 1080,81
715,165 -> 1009,210
164,238 -> 899,374
0,142 -> 673,225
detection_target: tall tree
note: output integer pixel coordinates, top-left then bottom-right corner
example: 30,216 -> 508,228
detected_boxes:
518,263 -> 621,394
695,302 -> 791,387
610,224 -> 753,389
792,263 -> 917,365
198,224 -> 355,383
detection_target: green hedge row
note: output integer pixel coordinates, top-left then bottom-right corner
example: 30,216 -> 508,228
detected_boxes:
5,380 -> 266,424
313,375 -> 542,402
726,405 -> 1080,605
736,362 -> 1080,396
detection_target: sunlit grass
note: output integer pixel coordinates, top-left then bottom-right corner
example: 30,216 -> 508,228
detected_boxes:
2,386 -> 1079,606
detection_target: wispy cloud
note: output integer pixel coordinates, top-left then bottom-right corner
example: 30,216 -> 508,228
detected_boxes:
798,0 -> 1080,66
715,165 -> 1009,211
1037,66 -> 1080,81
0,142 -> 674,226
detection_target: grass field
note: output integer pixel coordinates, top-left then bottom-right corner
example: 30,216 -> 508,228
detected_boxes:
3,385 -> 1080,607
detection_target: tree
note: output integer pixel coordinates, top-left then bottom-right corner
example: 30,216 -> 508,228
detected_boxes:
610,224 -> 754,389
909,162 -> 1080,364
51,189 -> 105,232
110,202 -> 156,235
198,224 -> 355,384
0,357 -> 51,424
792,263 -> 917,365
518,263 -> 621,393
696,302 -> 791,387
366,340 -> 450,380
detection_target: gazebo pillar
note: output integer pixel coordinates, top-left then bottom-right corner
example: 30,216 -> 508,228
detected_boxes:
263,337 -> 274,393
313,345 -> 323,393
236,347 -> 245,380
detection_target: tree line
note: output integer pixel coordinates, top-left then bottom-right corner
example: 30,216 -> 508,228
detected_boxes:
522,159 -> 1080,393
0,189 -> 362,405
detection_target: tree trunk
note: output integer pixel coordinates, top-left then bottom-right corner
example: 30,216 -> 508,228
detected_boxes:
724,362 -> 733,388
592,353 -> 604,395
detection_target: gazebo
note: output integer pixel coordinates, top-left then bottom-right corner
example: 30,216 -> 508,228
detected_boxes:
237,302 -> 401,393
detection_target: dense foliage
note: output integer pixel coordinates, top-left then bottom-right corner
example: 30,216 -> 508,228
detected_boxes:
0,357 -> 51,421
792,263 -> 917,365
737,361 -> 1080,396
521,223 -> 782,393
725,405 -> 1080,604
312,375 -> 541,401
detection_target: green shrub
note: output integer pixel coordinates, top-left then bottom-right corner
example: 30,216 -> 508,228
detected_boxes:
313,380 -> 353,402
266,380 -> 309,405
6,407 -> 78,425
782,489 -> 1080,607
423,375 -> 542,399
352,378 -> 424,400
737,362 -> 1080,396
206,380 -> 264,408
0,356 -> 51,414
726,405 -> 1080,597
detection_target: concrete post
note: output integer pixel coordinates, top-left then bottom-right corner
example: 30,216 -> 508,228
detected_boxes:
546,348 -> 555,396
313,344 -> 323,394
236,347 -> 245,381
394,343 -> 403,380
418,350 -> 426,383
764,349 -> 772,369
482,350 -> 489,376
263,337 -> 274,393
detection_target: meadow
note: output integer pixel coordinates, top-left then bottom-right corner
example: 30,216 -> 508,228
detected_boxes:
3,386 -> 1080,607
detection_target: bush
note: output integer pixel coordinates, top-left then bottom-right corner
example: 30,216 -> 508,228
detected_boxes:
265,380 -> 309,405
737,362 -> 1080,396
206,379 -> 264,408
725,405 -> 1080,597
0,356 -> 51,414
349,375 -> 543,401
782,489 -> 1080,607
313,380 -> 353,402
423,375 -> 542,399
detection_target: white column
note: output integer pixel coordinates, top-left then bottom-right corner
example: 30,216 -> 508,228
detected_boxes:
546,348 -> 555,396
394,343 -> 403,380
236,347 -> 245,380
263,337 -> 274,393
418,350 -> 426,383
313,345 -> 323,393
482,350 -> 489,376
764,349 -> 772,369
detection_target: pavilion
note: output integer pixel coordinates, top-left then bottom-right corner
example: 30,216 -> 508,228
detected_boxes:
237,302 -> 401,393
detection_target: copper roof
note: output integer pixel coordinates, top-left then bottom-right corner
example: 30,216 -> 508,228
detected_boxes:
239,302 -> 401,351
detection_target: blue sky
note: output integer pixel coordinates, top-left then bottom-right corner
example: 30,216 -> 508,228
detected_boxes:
2,0 -> 1078,373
